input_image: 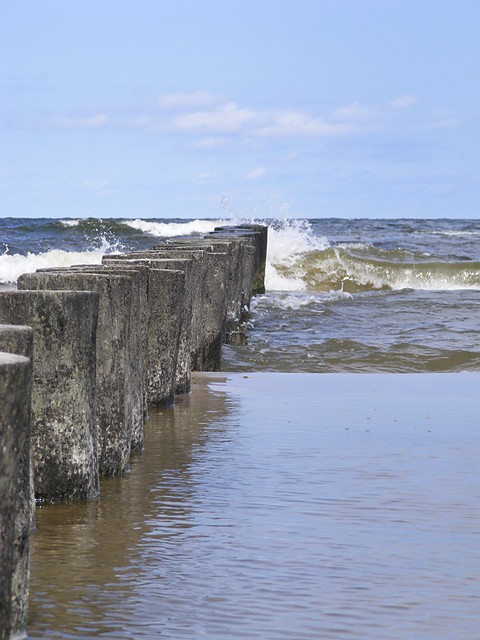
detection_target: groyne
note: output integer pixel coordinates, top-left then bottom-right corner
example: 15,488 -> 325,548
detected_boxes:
0,223 -> 266,638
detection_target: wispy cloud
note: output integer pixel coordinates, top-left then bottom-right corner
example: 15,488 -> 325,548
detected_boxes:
257,110 -> 354,137
194,136 -> 230,149
47,91 -> 455,150
171,102 -> 256,133
245,167 -> 266,180
391,95 -> 418,109
331,101 -> 378,121
52,113 -> 109,129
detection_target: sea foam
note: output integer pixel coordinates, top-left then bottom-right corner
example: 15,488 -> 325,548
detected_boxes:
0,249 -> 104,284
264,219 -> 330,291
123,218 -> 232,237
60,219 -> 81,227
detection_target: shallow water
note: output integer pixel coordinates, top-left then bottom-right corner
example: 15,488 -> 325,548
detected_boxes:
223,289 -> 480,373
28,372 -> 480,639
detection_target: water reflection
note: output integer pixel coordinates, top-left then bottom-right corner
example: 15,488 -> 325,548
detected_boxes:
28,372 -> 480,639
28,374 -> 234,638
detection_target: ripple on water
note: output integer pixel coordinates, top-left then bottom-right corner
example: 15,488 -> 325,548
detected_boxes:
28,373 -> 480,639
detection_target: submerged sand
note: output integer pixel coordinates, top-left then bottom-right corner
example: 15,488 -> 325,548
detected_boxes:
28,371 -> 480,639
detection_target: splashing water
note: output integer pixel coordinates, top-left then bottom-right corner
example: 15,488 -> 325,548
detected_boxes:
264,219 -> 330,291
122,218 -> 233,238
0,237 -> 121,284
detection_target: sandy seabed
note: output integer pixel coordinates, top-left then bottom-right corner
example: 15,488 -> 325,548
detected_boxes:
28,371 -> 480,639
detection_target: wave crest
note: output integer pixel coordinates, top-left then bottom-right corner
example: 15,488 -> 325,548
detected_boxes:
265,219 -> 329,291
0,239 -> 117,284
123,218 -> 232,237
274,246 -> 480,292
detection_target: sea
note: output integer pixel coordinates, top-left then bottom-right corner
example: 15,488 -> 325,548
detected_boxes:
2,216 -> 480,373
2,216 -> 480,639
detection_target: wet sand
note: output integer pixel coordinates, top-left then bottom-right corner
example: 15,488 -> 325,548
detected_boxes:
28,372 -> 480,639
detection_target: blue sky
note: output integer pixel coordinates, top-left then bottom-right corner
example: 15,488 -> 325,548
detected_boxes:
1,0 -> 479,219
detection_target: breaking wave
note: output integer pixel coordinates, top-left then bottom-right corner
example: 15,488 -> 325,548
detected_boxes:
0,248 -> 105,285
264,219 -> 330,291
122,218 -> 232,237
3,216 -> 480,293
269,246 -> 480,292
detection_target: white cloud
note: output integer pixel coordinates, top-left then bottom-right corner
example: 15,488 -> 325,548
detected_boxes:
433,117 -> 458,129
332,101 -> 378,121
158,91 -> 221,110
258,110 -> 354,137
171,102 -> 256,133
52,113 -> 109,129
391,95 -> 418,109
194,136 -> 230,149
48,92 -> 448,145
246,167 -> 266,180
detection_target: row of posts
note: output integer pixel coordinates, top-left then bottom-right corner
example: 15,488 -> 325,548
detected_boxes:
0,224 -> 267,640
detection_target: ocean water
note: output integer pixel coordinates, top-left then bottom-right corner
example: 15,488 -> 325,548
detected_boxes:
2,216 -> 480,373
2,217 -> 480,639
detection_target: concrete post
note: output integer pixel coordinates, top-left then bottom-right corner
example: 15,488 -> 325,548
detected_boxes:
103,256 -> 193,395
0,290 -> 100,501
17,272 -> 136,475
142,267 -> 185,405
0,351 -> 32,640
161,242 -> 229,367
0,325 -> 34,637
42,265 -> 149,451
212,224 -> 267,294
33,265 -> 186,407
197,252 -> 228,370
104,249 -> 205,371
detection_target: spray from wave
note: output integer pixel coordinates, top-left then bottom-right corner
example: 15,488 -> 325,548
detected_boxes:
0,249 -> 105,285
3,216 -> 478,292
0,218 -> 244,284
122,218 -> 233,237
264,219 -> 330,291
59,219 -> 82,228
0,238 -> 118,285
261,219 -> 480,293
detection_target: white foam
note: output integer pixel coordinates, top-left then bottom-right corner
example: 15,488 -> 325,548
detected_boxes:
253,293 -> 324,311
123,217 -> 326,292
0,249 -> 104,284
337,242 -> 371,250
265,263 -> 306,292
327,284 -> 353,299
123,218 -> 233,237
387,273 -> 480,291
60,219 -> 81,227
329,249 -> 480,291
264,219 -> 329,292
431,230 -> 480,237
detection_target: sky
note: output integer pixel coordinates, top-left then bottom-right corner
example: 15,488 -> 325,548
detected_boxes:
1,0 -> 479,219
